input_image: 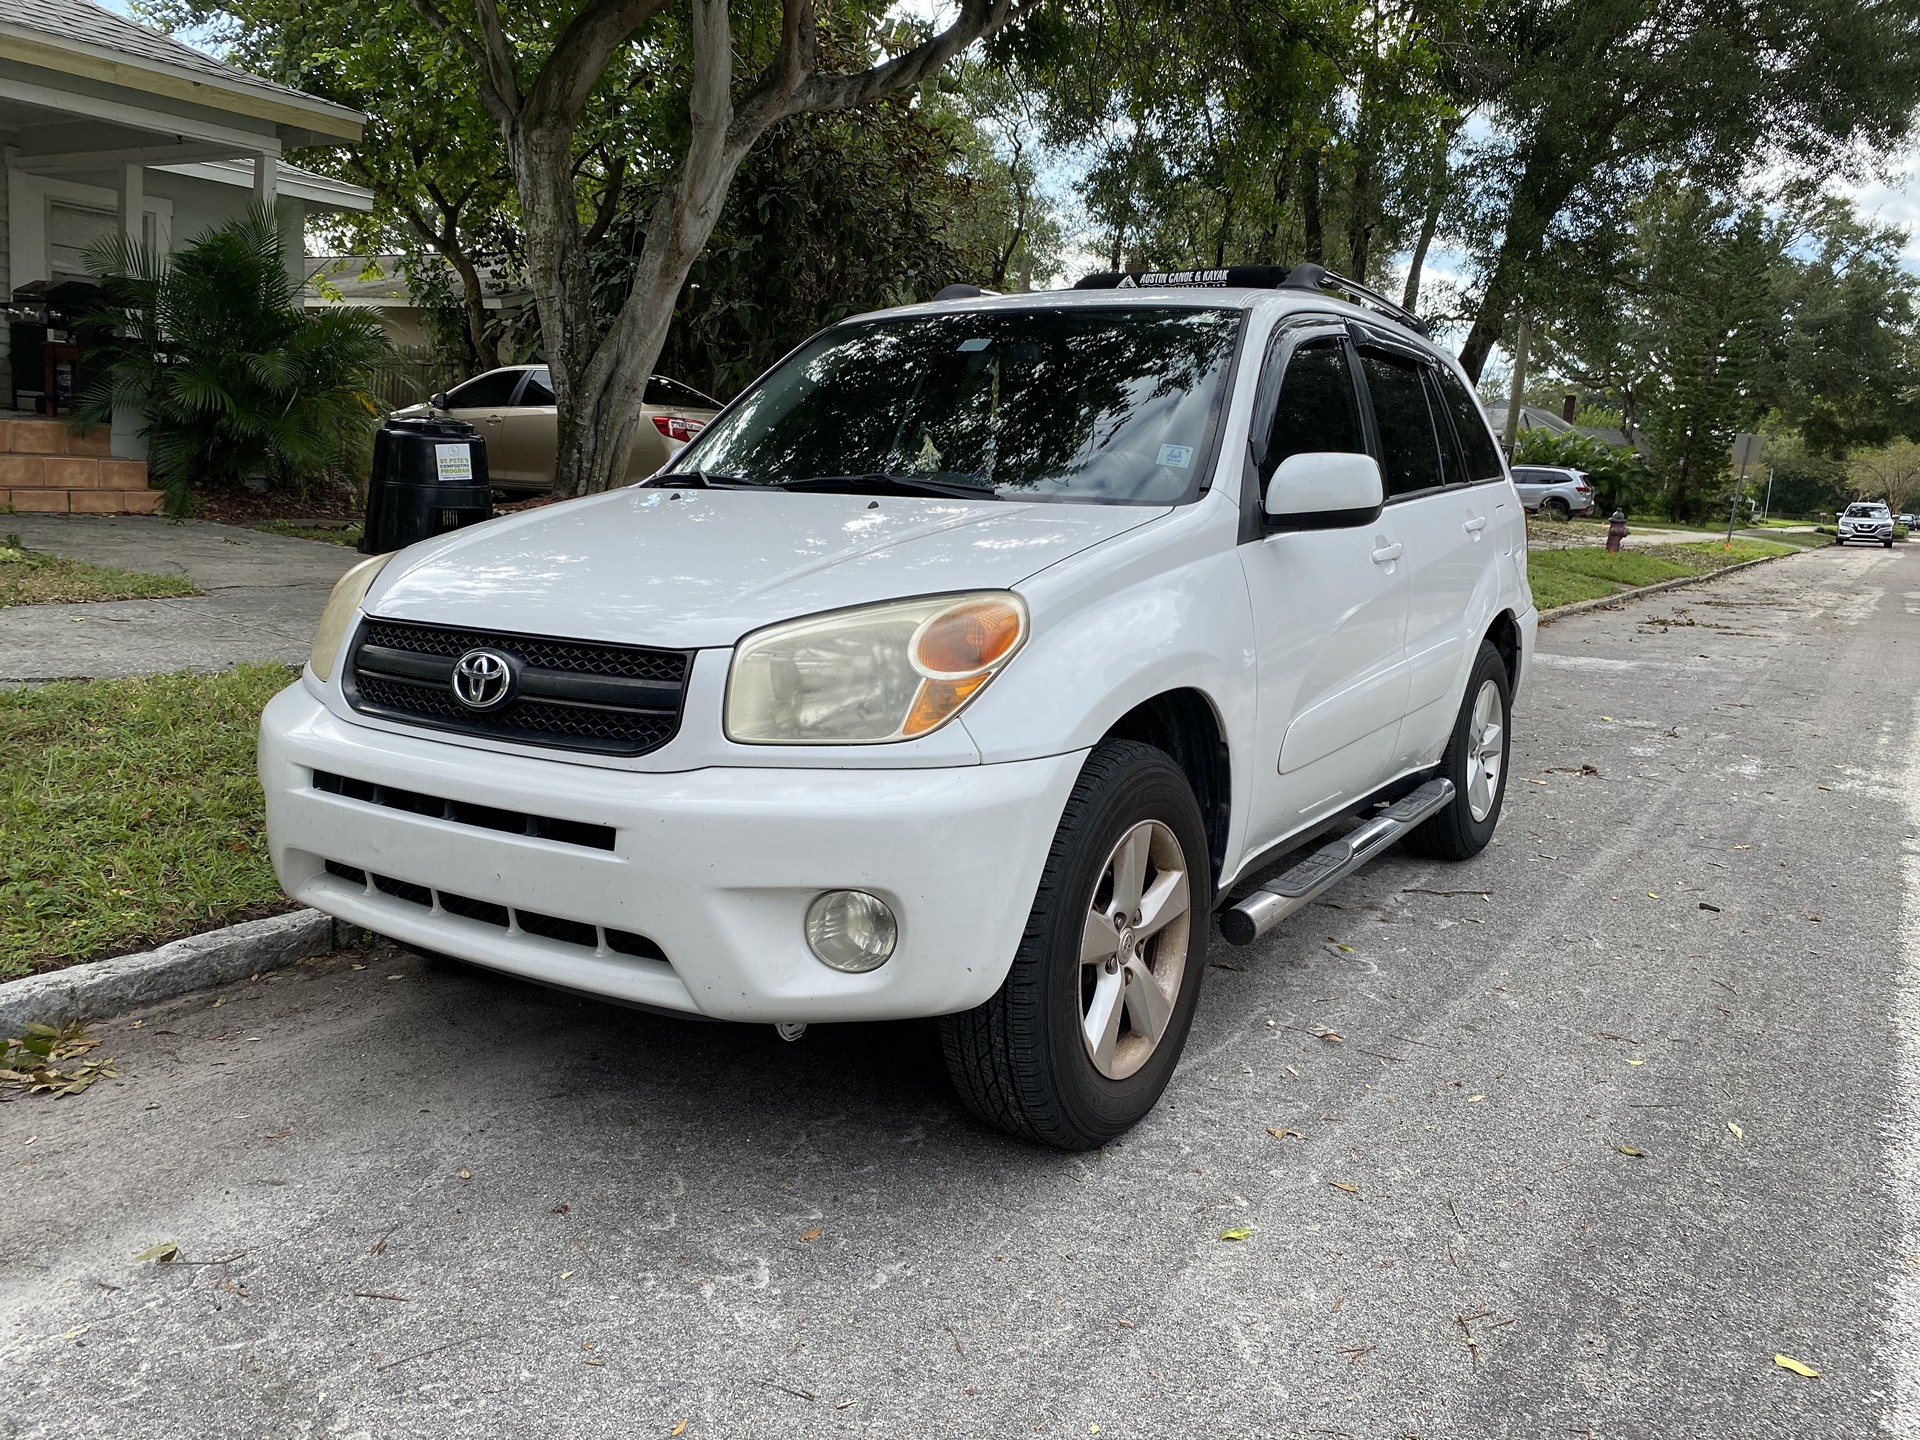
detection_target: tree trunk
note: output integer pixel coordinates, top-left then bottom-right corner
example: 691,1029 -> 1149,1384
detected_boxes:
1301,145 -> 1323,265
1401,123 -> 1459,313
445,250 -> 500,372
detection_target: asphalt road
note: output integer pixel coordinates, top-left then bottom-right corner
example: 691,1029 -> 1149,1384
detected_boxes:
3,544 -> 1916,1439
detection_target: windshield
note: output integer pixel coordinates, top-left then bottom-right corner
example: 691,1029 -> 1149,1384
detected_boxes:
675,306 -> 1243,503
1848,503 -> 1888,516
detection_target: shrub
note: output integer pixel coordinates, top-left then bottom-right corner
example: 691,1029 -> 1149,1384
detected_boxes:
73,209 -> 393,515
1512,429 -> 1655,515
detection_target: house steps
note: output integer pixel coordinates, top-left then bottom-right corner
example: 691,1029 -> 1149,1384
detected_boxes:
0,418 -> 162,516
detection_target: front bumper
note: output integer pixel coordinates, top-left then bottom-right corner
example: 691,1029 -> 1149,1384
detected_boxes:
260,684 -> 1085,1022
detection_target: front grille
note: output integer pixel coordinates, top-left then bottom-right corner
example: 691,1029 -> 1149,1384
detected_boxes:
312,769 -> 615,851
325,864 -> 668,963
345,618 -> 691,757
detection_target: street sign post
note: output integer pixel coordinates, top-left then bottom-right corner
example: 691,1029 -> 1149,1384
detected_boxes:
1726,433 -> 1763,544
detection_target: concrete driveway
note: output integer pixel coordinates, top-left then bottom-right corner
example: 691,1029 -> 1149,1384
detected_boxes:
0,515 -> 360,682
1,545 -> 1914,1437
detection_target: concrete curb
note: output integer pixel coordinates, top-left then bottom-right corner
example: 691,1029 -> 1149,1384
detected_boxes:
1537,549 -> 1798,626
0,910 -> 339,1035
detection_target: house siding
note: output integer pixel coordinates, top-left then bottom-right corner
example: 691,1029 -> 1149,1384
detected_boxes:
0,155 -> 10,378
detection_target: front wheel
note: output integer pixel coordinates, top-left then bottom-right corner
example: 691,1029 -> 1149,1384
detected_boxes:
1404,641 -> 1512,861
941,740 -> 1209,1150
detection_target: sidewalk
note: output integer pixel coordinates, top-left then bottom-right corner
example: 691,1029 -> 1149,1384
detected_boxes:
0,514 -> 360,683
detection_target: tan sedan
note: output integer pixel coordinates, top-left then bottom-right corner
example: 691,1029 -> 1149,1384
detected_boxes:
399,366 -> 721,495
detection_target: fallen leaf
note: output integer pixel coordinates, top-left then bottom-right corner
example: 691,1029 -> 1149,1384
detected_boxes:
1647,891 -> 1660,899
1467,1095 -> 1487,1103
1330,1182 -> 1360,1194
1727,1121 -> 1744,1139
1333,943 -> 1353,954
1116,1318 -> 1136,1329
1266,1127 -> 1305,1141
1218,1227 -> 1253,1241
799,1228 -> 822,1243
560,1269 -> 574,1280
584,1356 -> 605,1367
132,1241 -> 178,1264
457,1170 -> 471,1180
1734,844 -> 1751,850
1626,1059 -> 1645,1066
1601,715 -> 1614,722
1774,1354 -> 1819,1378
1615,1145 -> 1646,1158
671,1423 -> 688,1437
1699,902 -> 1722,913
61,1326 -> 88,1340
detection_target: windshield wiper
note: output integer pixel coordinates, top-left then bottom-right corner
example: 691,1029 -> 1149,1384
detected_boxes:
778,473 -> 1001,501
644,469 -> 755,489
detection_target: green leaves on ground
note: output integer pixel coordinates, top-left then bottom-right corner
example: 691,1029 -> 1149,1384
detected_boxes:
0,664 -> 296,978
0,1021 -> 117,1096
0,545 -> 197,609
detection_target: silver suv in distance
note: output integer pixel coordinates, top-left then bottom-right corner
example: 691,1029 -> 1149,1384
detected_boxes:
1510,465 -> 1595,520
1837,502 -> 1894,548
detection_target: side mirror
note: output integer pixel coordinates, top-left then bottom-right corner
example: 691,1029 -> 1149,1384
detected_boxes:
1263,452 -> 1385,529
429,392 -> 451,411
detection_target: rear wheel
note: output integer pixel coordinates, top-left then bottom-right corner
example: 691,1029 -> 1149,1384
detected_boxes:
1404,641 -> 1511,861
1541,496 -> 1571,521
941,740 -> 1209,1150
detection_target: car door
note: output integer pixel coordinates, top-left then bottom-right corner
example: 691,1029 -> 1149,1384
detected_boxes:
1385,357 -> 1516,768
439,369 -> 533,486
496,368 -> 559,491
1238,322 -> 1411,850
1510,466 -> 1546,509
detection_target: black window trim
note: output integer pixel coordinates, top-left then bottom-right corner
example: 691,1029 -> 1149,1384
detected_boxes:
1238,312 -> 1360,543
1352,342 -> 1449,506
1425,359 -> 1511,491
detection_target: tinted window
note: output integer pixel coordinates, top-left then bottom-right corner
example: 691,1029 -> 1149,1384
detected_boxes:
1360,353 -> 1443,496
519,369 -> 556,406
1424,372 -> 1467,487
445,370 -> 524,409
681,306 -> 1244,504
645,375 -> 719,410
1264,340 -> 1362,477
1432,365 -> 1504,482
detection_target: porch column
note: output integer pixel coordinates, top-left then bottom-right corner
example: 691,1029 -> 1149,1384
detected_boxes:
110,163 -> 147,458
253,154 -> 278,209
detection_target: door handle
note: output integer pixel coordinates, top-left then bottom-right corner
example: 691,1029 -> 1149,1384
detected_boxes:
484,414 -> 504,424
1371,542 -> 1404,565
1464,516 -> 1488,533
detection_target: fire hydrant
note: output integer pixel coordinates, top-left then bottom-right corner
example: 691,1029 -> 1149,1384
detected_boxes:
1606,509 -> 1628,553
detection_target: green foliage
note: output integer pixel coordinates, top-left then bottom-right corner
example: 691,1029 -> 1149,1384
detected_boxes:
1526,537 -> 1792,610
72,211 -> 393,516
1512,428 -> 1653,513
0,664 -> 296,978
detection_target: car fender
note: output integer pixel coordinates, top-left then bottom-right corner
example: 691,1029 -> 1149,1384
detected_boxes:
961,491 -> 1257,872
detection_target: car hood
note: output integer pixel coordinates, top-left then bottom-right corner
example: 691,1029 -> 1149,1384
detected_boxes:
366,487 -> 1170,649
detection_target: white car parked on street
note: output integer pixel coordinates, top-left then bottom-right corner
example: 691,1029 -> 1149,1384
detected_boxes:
262,264 -> 1536,1149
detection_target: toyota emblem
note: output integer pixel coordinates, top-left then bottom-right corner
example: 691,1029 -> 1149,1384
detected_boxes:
450,648 -> 516,711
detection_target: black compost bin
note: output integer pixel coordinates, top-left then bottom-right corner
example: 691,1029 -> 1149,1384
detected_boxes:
359,416 -> 493,554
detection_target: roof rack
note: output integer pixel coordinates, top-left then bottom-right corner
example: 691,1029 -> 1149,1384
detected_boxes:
1072,262 -> 1429,338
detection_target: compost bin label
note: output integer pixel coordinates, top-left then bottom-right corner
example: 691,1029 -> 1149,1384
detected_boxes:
435,443 -> 475,483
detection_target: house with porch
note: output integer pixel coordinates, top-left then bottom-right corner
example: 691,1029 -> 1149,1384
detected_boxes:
1,0 -> 374,513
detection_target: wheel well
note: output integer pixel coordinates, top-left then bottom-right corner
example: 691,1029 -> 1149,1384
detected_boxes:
1485,610 -> 1520,688
1102,690 -> 1230,883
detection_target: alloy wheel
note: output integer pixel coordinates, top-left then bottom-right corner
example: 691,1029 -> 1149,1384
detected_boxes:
1077,819 -> 1192,1080
1466,679 -> 1506,822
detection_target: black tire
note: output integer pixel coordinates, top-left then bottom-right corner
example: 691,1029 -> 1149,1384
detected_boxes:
1885,540 -> 1894,549
940,740 -> 1210,1150
1404,641 -> 1512,861
1541,496 -> 1571,521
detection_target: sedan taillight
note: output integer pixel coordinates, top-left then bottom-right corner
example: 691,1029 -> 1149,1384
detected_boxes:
652,415 -> 707,443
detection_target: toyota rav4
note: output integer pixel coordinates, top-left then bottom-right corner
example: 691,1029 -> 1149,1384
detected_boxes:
262,264 -> 1536,1149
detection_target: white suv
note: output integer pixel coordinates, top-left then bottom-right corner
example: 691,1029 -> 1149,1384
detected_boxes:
262,265 -> 1536,1149
1837,501 -> 1895,547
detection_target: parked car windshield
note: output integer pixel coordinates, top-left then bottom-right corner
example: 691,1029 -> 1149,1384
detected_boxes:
677,306 -> 1243,504
1848,503 -> 1889,516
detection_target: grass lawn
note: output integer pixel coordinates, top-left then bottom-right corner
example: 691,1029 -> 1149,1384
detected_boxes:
0,540 -> 199,608
1528,538 -> 1795,612
252,519 -> 364,546
0,664 -> 296,979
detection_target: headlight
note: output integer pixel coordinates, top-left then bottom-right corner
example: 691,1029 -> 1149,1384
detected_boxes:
309,553 -> 394,683
726,591 -> 1028,744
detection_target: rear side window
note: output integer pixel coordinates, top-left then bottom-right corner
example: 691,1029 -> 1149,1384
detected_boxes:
445,370 -> 523,409
519,369 -> 556,405
1264,340 -> 1363,478
1432,366 -> 1505,482
1359,353 -> 1443,496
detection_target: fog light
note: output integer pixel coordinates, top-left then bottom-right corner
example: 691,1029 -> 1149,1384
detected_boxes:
804,890 -> 897,972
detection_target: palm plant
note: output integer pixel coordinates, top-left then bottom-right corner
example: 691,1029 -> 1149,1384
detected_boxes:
73,209 -> 393,515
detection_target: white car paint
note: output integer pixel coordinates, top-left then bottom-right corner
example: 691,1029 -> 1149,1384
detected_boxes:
262,285 -> 1537,1024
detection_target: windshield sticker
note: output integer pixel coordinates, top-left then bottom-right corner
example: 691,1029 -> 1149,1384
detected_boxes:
958,338 -> 992,352
1157,444 -> 1195,468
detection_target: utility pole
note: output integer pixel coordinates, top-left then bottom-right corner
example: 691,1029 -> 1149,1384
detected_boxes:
1760,466 -> 1774,523
1501,313 -> 1531,455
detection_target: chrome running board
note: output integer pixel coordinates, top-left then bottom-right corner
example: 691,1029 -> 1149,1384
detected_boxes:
1218,778 -> 1456,947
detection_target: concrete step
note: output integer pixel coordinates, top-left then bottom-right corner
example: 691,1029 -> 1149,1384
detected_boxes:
0,418 -> 160,514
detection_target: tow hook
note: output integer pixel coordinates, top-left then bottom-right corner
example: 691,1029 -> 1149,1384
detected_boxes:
773,1022 -> 808,1043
